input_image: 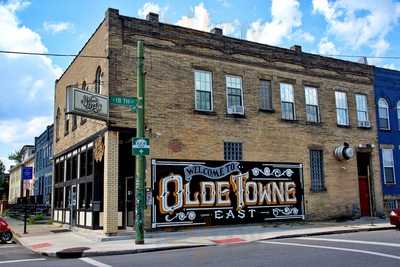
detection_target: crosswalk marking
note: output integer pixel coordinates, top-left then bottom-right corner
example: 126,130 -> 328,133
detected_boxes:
297,237 -> 400,248
0,258 -> 46,264
260,241 -> 400,261
80,257 -> 112,267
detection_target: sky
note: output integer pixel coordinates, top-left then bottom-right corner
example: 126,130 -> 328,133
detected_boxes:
0,0 -> 400,170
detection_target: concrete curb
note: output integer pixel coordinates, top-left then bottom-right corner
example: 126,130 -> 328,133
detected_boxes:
263,225 -> 396,241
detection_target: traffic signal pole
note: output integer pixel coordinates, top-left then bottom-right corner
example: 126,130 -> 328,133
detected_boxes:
135,40 -> 145,244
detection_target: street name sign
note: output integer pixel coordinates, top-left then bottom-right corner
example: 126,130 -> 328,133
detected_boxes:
132,138 -> 150,156
109,96 -> 137,107
66,87 -> 109,121
22,167 -> 33,180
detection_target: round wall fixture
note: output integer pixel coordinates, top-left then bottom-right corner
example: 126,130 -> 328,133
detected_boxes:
334,143 -> 354,161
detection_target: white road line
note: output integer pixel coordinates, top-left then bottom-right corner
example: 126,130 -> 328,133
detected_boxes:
0,258 -> 46,264
260,241 -> 400,261
0,245 -> 18,249
297,237 -> 400,248
80,257 -> 112,267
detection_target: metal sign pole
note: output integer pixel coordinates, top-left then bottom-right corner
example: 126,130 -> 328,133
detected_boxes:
135,40 -> 145,244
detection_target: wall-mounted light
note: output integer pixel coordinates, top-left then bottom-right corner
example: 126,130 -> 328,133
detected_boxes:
334,142 -> 354,161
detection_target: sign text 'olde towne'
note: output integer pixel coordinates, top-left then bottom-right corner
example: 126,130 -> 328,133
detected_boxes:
152,160 -> 304,228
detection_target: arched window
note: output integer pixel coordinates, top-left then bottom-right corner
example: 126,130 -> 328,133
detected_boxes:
378,98 -> 390,130
95,67 -> 102,94
397,101 -> 400,130
55,108 -> 60,141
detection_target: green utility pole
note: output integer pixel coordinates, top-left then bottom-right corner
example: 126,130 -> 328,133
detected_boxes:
135,40 -> 145,244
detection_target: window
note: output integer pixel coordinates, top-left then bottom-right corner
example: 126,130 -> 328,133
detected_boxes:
86,182 -> 93,208
355,94 -> 369,124
224,142 -> 242,161
72,115 -> 77,130
335,91 -> 349,126
226,75 -> 244,114
66,157 -> 72,181
397,101 -> 400,130
79,183 -> 86,209
384,200 -> 399,211
260,80 -> 273,111
310,149 -> 325,192
280,83 -> 295,120
95,67 -> 102,94
382,148 -> 395,184
59,160 -> 65,183
378,98 -> 390,130
64,112 -> 69,135
194,70 -> 213,111
79,151 -> 87,178
56,108 -> 60,141
72,155 -> 78,179
304,86 -> 319,123
87,148 -> 93,176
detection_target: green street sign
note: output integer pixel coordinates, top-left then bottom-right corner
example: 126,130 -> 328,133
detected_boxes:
109,96 -> 137,107
132,137 -> 150,156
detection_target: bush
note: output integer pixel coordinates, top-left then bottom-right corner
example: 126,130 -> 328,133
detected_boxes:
34,213 -> 44,221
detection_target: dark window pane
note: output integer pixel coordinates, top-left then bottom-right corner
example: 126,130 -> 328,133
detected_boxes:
310,150 -> 324,192
87,148 -> 93,176
260,80 -> 272,110
80,152 -> 87,177
384,167 -> 395,184
224,142 -> 242,161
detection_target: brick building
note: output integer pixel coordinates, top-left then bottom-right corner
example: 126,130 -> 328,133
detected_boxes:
53,9 -> 384,234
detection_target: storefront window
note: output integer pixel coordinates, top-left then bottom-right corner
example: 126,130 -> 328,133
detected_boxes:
60,161 -> 65,183
72,155 -> 78,179
79,183 -> 86,209
87,148 -> 93,176
65,186 -> 70,208
86,182 -> 93,208
66,158 -> 72,181
80,152 -> 87,177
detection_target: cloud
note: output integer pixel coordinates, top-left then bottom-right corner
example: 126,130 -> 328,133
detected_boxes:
312,0 -> 400,56
217,0 -> 231,8
382,63 -> 399,70
0,1 -> 61,169
176,3 -> 239,36
138,2 -> 168,19
43,21 -> 73,33
318,37 -> 338,55
246,0 -> 313,46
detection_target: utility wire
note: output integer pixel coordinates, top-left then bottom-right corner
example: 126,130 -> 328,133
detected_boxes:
0,50 -> 108,59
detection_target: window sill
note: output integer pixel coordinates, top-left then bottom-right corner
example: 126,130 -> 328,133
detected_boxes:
310,188 -> 327,193
281,118 -> 298,123
259,108 -> 275,113
379,128 -> 391,132
357,126 -> 372,130
194,110 -> 217,116
384,183 -> 397,186
337,124 -> 351,128
225,113 -> 246,118
306,121 -> 323,126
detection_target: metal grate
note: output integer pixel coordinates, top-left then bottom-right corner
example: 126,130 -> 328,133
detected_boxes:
224,142 -> 243,161
310,149 -> 325,192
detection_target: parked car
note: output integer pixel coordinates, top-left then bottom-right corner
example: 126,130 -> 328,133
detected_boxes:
390,208 -> 400,229
0,218 -> 13,243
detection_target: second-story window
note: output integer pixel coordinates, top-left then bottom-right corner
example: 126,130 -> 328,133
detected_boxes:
226,75 -> 244,115
194,70 -> 213,111
260,80 -> 273,111
280,83 -> 295,120
382,148 -> 395,184
55,108 -> 60,141
95,66 -> 102,94
64,112 -> 69,136
335,91 -> 349,126
305,86 -> 319,123
355,94 -> 370,127
378,98 -> 390,130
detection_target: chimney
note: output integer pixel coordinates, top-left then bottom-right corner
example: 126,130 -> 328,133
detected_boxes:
146,12 -> 159,23
358,56 -> 368,65
290,45 -> 302,54
211,27 -> 223,36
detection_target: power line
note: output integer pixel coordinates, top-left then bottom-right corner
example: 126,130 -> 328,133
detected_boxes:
0,50 -> 108,59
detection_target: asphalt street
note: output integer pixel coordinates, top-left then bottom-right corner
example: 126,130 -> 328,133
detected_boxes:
1,229 -> 400,267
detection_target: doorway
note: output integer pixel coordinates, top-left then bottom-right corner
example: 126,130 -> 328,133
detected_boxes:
125,177 -> 135,227
357,152 -> 372,216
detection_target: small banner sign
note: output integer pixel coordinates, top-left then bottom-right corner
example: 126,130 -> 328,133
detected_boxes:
132,137 -> 150,156
22,167 -> 33,180
151,160 -> 304,229
66,87 -> 109,121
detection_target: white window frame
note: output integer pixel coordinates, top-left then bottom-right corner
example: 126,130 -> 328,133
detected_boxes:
382,148 -> 396,184
194,70 -> 213,112
304,86 -> 320,123
280,83 -> 296,120
335,91 -> 349,126
355,94 -> 369,123
225,75 -> 244,115
378,98 -> 390,130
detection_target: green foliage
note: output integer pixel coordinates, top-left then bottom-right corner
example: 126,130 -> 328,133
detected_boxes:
8,150 -> 22,164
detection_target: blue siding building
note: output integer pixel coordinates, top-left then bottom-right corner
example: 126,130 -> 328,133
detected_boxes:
374,67 -> 400,211
34,125 -> 53,205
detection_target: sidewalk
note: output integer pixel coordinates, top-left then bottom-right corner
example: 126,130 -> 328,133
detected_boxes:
4,216 -> 395,258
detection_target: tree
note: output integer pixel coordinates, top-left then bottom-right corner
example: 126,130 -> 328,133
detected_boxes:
8,149 -> 22,164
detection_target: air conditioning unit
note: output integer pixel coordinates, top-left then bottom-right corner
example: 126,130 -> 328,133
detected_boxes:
227,105 -> 244,115
358,121 -> 371,128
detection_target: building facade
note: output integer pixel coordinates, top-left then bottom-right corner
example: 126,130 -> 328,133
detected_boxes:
53,9 -> 384,234
8,145 -> 35,204
34,125 -> 54,206
374,67 -> 400,211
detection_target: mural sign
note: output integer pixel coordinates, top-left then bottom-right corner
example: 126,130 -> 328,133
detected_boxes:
151,160 -> 304,229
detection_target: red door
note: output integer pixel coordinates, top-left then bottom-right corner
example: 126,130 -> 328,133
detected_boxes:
358,177 -> 370,216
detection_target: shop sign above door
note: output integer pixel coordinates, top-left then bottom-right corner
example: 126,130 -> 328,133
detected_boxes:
66,87 -> 109,121
151,160 -> 305,229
